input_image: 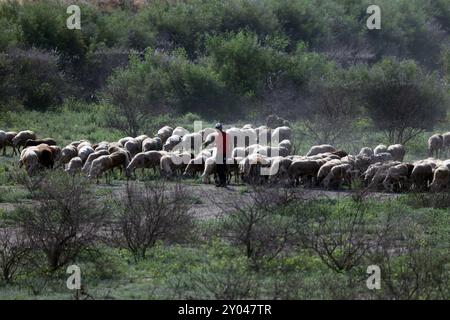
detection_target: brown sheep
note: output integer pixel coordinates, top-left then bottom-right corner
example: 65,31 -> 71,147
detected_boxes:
24,138 -> 57,148
48,145 -> 62,164
19,144 -> 55,175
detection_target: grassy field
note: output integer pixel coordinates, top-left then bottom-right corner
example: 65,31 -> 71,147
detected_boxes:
1,110 -> 450,300
0,192 -> 449,300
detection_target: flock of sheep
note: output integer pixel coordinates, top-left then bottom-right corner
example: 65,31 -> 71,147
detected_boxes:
1,125 -> 450,193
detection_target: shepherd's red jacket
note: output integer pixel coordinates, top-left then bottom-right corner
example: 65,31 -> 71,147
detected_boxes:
215,130 -> 232,160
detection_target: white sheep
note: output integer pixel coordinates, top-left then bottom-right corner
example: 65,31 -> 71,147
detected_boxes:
142,137 -> 162,152
157,126 -> 174,143
12,130 -> 36,152
172,126 -> 189,137
442,132 -> 450,158
65,157 -> 83,175
60,145 -> 78,164
306,144 -> 336,157
0,130 -> 6,155
82,150 -> 109,174
163,135 -> 182,152
77,145 -> 95,164
124,138 -> 141,157
429,166 -> 450,191
387,144 -> 406,162
428,134 -> 443,158
373,144 -> 388,155
278,139 -> 292,154
271,126 -> 292,143
358,147 -> 373,157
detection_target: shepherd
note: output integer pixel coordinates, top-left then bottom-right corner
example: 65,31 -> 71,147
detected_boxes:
213,123 -> 231,187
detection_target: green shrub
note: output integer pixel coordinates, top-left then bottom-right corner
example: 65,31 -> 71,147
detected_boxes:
0,49 -> 69,110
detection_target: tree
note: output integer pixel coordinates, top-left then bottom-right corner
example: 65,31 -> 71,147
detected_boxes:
364,59 -> 448,145
206,31 -> 288,98
0,48 -> 68,110
298,67 -> 364,144
102,52 -> 169,136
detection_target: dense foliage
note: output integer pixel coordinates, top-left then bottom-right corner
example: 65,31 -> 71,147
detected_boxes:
0,0 -> 448,145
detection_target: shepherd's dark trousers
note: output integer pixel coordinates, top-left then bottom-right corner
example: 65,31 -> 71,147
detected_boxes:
216,158 -> 227,186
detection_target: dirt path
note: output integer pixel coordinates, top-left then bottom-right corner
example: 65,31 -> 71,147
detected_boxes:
0,181 -> 401,219
100,181 -> 401,219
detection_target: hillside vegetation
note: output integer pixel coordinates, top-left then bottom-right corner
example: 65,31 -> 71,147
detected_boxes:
0,0 -> 449,150
0,0 -> 450,300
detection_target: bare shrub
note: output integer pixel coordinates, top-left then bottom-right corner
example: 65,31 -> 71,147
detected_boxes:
296,200 -> 378,273
368,211 -> 450,299
114,181 -> 193,260
10,168 -> 48,194
403,191 -> 450,209
14,172 -> 109,271
0,226 -> 30,283
186,261 -> 257,300
177,243 -> 258,300
216,187 -> 296,270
